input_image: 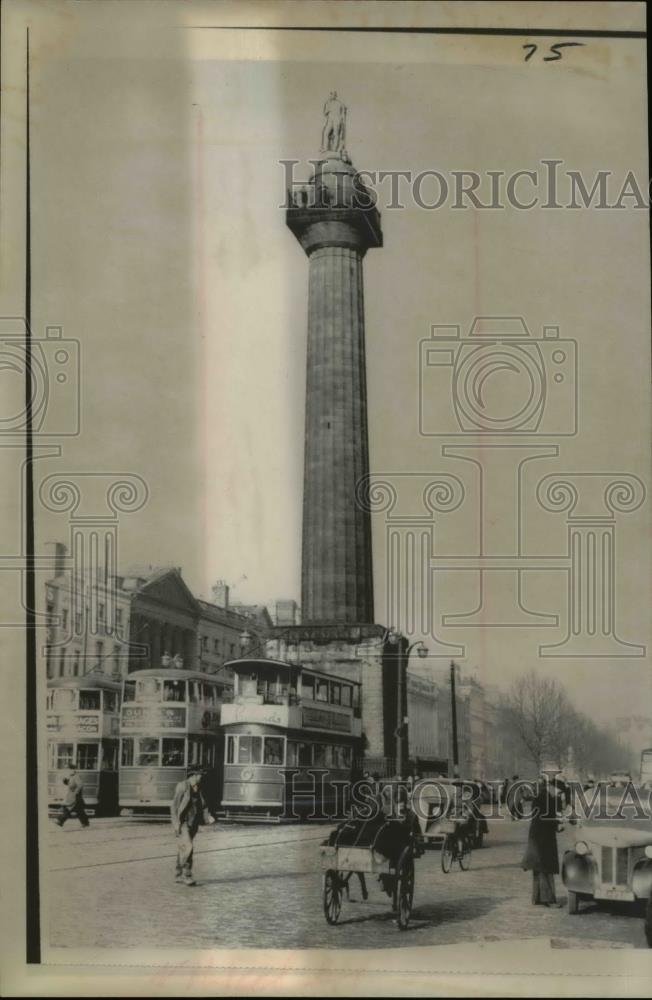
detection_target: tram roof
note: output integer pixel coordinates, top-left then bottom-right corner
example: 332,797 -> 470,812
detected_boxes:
124,667 -> 225,683
224,657 -> 360,686
47,674 -> 122,691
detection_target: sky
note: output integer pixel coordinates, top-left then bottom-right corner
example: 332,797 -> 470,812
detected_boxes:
18,2 -> 652,730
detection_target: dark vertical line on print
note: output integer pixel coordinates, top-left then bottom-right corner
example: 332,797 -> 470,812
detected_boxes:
25,26 -> 42,963
647,6 -> 652,381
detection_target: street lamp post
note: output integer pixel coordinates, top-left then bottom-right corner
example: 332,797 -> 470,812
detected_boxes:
450,660 -> 460,778
386,629 -> 428,777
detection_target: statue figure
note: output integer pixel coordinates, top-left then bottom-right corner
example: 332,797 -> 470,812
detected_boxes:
321,91 -> 347,156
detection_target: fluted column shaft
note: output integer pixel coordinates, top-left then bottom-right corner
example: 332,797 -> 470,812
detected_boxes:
301,242 -> 373,623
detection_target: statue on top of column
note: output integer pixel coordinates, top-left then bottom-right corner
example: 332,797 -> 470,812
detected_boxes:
321,91 -> 348,158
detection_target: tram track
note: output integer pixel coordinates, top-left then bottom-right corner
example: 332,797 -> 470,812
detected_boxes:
48,830 -> 327,872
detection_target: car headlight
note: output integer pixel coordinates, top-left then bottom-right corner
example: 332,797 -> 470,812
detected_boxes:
575,841 -> 590,856
644,845 -> 652,860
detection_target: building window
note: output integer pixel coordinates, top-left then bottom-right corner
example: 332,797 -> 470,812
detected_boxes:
61,608 -> 68,631
98,602 -> 105,624
73,649 -> 80,676
46,646 -> 52,678
112,644 -> 120,675
213,638 -> 219,653
115,608 -> 123,628
74,611 -> 82,633
229,643 -> 235,657
58,649 -> 65,677
95,640 -> 104,668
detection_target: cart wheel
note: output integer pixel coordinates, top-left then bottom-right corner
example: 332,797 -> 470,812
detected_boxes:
323,870 -> 342,925
395,850 -> 414,931
441,835 -> 454,873
459,842 -> 472,871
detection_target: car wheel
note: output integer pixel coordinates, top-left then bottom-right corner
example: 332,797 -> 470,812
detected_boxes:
567,890 -> 580,915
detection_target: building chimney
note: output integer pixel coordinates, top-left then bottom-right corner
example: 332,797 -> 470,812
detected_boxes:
212,580 -> 229,608
274,599 -> 299,626
46,541 -> 67,578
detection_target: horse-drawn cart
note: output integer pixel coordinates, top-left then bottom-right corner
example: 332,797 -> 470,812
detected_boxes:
320,817 -> 416,930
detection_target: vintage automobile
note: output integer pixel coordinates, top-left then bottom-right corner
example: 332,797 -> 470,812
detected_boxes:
562,823 -> 652,914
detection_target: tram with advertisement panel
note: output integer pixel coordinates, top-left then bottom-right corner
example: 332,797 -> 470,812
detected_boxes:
118,668 -> 224,814
220,657 -> 362,821
47,674 -> 121,816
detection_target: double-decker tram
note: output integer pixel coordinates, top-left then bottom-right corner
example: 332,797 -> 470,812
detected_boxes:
220,658 -> 362,821
118,668 -> 224,814
47,675 -> 122,816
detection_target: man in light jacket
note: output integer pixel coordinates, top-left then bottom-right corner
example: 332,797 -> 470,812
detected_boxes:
55,768 -> 90,828
170,767 -> 215,886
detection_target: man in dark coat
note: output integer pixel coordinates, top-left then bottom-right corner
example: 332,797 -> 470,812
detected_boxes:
170,767 -> 214,886
55,769 -> 89,828
522,773 -> 563,906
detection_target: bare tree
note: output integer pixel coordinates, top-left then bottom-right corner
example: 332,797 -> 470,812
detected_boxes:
502,671 -> 573,771
501,671 -> 631,778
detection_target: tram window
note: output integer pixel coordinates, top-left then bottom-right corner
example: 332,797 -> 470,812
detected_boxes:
316,679 -> 329,703
202,683 -> 217,706
77,744 -> 99,770
136,737 -> 160,767
121,738 -> 134,766
331,683 -> 341,705
302,675 -> 315,700
139,677 -> 161,701
79,690 -> 101,711
334,746 -> 352,769
286,741 -> 297,767
103,691 -> 117,714
263,737 -> 284,765
123,680 -> 136,703
54,688 -> 76,712
57,744 -> 75,769
341,685 -> 352,707
298,743 -> 312,767
188,681 -> 202,704
237,736 -> 262,765
187,739 -> 200,766
225,736 -> 235,764
162,738 -> 185,767
313,744 -> 327,766
163,679 -> 186,703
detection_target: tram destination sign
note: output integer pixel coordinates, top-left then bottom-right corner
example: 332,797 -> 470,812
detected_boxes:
302,707 -> 351,733
121,706 -> 186,729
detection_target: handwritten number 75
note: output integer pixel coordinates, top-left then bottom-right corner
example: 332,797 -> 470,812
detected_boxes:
523,42 -> 585,62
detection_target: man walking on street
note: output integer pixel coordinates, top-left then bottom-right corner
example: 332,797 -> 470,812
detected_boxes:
55,768 -> 90,828
170,766 -> 214,886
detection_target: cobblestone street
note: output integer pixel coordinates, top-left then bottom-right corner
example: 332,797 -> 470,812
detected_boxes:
44,812 -> 649,952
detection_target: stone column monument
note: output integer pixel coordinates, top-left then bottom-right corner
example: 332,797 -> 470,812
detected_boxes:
286,93 -> 382,624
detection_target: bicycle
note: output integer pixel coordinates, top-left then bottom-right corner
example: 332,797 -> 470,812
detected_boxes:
440,828 -> 473,873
